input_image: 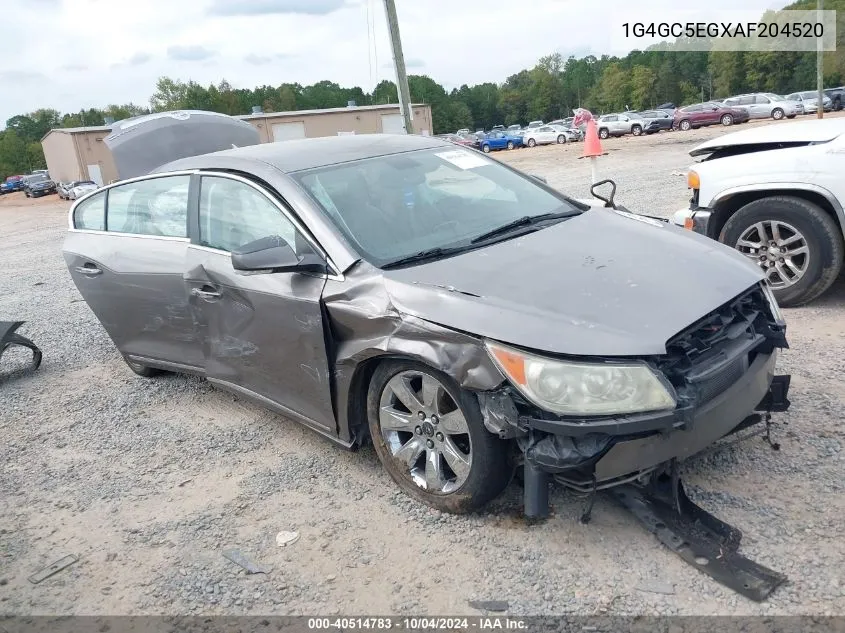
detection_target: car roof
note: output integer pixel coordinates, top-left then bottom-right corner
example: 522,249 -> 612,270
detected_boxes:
157,133 -> 449,174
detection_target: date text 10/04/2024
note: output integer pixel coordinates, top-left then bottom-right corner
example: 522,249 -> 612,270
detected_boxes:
307,617 -> 529,630
622,21 -> 824,39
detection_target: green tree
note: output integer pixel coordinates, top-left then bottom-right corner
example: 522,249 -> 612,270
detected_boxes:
629,65 -> 656,109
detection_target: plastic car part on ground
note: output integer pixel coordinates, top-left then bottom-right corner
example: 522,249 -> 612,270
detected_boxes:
0,321 -> 42,376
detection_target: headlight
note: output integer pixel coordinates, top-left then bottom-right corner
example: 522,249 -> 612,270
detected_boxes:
485,341 -> 677,416
687,170 -> 700,189
761,282 -> 785,323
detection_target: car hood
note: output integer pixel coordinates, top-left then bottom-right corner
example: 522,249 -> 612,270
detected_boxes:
690,118 -> 845,156
382,209 -> 763,357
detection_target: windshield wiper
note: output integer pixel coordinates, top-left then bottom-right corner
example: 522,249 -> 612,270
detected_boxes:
381,246 -> 470,269
470,211 -> 576,244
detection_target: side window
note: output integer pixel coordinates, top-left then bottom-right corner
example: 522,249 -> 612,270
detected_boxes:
605,115 -> 618,122
73,191 -> 106,231
199,176 -> 299,253
754,95 -> 770,104
106,176 -> 189,237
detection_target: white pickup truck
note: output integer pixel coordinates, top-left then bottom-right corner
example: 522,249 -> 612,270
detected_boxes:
673,118 -> 845,306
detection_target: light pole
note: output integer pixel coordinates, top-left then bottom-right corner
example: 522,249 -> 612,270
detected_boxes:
383,0 -> 414,134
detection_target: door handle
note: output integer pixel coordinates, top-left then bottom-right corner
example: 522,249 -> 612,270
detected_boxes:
75,264 -> 102,276
190,287 -> 221,300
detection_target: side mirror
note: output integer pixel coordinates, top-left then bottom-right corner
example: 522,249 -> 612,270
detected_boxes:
530,174 -> 547,184
232,235 -> 327,274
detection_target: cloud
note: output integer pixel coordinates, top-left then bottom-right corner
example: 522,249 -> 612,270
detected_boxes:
0,71 -> 49,83
244,54 -> 273,65
381,58 -> 426,70
60,63 -> 88,71
167,45 -> 218,61
207,0 -> 346,16
128,52 -> 152,66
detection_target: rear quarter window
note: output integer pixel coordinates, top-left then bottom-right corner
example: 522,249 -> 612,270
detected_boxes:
73,191 -> 106,231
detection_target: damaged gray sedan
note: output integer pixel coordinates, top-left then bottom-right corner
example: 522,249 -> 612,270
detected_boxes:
63,126 -> 791,527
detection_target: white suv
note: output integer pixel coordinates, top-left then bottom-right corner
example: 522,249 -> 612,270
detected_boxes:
673,119 -> 845,306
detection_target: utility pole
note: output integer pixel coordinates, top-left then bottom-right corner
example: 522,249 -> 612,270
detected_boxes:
817,0 -> 824,119
383,0 -> 414,134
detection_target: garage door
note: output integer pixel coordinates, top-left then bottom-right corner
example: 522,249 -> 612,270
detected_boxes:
272,121 -> 306,142
380,113 -> 406,135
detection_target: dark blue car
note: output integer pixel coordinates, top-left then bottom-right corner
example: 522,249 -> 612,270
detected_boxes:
479,130 -> 524,153
0,175 -> 25,194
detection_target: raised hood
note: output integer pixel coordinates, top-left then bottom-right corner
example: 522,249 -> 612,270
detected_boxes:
690,118 -> 845,157
383,209 -> 764,357
104,110 -> 260,180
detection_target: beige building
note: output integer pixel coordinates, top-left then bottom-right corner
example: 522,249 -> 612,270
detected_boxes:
41,103 -> 433,185
41,125 -> 119,185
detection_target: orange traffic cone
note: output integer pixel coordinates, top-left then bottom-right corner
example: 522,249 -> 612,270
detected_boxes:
582,119 -> 604,158
578,118 -> 607,185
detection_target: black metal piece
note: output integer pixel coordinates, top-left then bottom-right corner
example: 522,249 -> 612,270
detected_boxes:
764,413 -> 781,451
589,179 -> 617,208
757,375 -> 791,412
611,478 -> 786,602
28,555 -> 78,584
523,461 -> 550,519
579,475 -> 597,524
0,321 -> 42,374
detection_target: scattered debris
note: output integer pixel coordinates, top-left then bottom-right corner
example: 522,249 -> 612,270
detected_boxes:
221,549 -> 270,575
671,170 -> 688,177
468,599 -> 509,612
177,478 -> 193,487
636,580 -> 676,595
28,555 -> 78,584
275,530 -> 300,547
105,553 -> 117,562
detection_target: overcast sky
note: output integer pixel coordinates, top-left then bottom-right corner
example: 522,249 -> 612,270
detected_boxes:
2,0 -> 789,125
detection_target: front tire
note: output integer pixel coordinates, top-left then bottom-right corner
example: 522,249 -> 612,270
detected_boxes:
481,144 -> 491,153
367,360 -> 511,514
679,119 -> 691,131
631,124 -> 642,136
506,141 -> 514,150
721,114 -> 734,126
720,196 -> 844,307
527,138 -> 536,147
772,108 -> 784,120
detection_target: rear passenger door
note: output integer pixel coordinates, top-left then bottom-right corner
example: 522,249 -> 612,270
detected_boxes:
63,173 -> 204,369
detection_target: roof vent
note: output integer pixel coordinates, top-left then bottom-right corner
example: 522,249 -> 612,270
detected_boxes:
251,105 -> 263,114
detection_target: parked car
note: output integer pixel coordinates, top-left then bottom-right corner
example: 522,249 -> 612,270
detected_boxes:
478,130 -> 523,152
785,91 -> 832,114
526,120 -> 544,129
24,174 -> 57,198
456,128 -> 471,136
63,125 -> 791,519
490,125 -> 505,132
655,102 -> 677,116
550,124 -> 582,141
824,86 -> 844,111
673,102 -> 749,131
506,124 -> 523,134
635,110 -> 674,134
722,93 -> 802,120
58,181 -> 84,200
68,181 -> 99,200
672,118 -> 845,306
0,175 -> 25,194
595,113 -> 645,138
522,125 -> 572,147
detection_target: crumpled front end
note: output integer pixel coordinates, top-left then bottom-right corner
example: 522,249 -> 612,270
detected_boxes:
476,282 -> 791,494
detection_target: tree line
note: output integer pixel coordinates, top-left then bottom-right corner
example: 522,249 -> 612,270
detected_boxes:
1,0 -> 841,180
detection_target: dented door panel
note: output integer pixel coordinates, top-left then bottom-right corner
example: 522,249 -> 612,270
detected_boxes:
184,246 -> 334,432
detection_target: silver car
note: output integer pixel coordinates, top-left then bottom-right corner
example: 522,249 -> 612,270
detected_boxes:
63,115 -> 791,527
722,93 -> 802,120
596,113 -> 645,138
786,91 -> 833,114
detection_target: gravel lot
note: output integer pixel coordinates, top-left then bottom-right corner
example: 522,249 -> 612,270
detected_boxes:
2,118 -> 844,616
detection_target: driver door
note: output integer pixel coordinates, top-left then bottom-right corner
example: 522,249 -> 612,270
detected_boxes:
184,174 -> 336,433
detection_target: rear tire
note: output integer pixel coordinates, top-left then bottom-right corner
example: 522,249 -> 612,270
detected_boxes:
772,108 -> 784,120
124,357 -> 164,378
719,196 -> 844,307
598,128 -> 609,139
367,360 -> 511,514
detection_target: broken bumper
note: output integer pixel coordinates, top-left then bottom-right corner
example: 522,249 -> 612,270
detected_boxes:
505,351 -> 790,485
672,205 -> 713,236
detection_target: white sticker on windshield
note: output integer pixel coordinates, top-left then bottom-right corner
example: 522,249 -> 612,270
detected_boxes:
435,150 -> 492,170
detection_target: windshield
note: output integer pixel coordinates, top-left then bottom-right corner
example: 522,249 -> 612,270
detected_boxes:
293,147 -> 581,268
29,175 -> 48,183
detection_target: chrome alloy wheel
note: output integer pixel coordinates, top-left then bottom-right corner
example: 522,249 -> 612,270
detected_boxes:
735,219 -> 809,289
378,370 -> 472,494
